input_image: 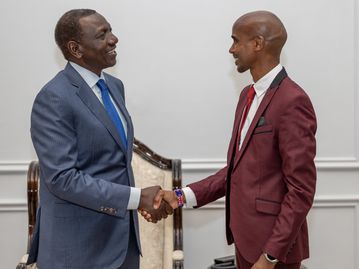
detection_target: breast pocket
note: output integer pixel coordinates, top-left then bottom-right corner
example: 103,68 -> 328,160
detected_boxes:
253,124 -> 273,135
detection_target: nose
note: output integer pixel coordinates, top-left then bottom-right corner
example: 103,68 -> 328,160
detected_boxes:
229,43 -> 235,54
109,33 -> 118,45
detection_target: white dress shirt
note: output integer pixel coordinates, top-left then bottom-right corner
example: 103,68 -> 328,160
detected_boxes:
183,64 -> 283,208
69,62 -> 141,210
239,64 -> 283,149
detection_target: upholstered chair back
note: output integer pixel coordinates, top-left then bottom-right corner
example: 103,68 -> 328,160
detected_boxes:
132,151 -> 174,269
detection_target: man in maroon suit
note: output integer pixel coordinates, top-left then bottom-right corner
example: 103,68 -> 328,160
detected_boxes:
151,10 -> 317,269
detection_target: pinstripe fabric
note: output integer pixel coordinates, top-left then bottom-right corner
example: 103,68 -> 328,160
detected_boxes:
28,63 -> 140,269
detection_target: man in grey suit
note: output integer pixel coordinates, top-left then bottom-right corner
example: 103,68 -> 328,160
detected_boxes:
28,9 -> 171,269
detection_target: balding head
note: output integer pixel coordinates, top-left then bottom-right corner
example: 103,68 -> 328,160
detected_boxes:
234,10 -> 287,57
229,11 -> 287,80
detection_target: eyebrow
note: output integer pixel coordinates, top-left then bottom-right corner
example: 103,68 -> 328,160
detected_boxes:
95,23 -> 111,33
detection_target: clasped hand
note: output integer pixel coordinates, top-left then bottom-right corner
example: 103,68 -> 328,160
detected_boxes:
138,187 -> 179,223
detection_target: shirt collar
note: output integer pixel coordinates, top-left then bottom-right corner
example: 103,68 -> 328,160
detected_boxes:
69,61 -> 105,88
252,64 -> 283,97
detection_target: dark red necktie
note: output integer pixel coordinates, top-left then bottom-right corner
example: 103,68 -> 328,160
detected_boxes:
237,85 -> 256,149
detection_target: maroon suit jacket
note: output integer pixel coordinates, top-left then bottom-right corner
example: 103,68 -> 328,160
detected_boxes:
188,68 -> 317,264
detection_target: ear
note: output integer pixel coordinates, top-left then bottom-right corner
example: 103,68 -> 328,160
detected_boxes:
67,40 -> 83,59
253,35 -> 265,52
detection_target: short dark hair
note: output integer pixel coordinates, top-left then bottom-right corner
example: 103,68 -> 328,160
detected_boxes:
54,9 -> 96,59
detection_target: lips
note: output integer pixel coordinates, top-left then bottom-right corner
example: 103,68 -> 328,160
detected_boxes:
232,55 -> 239,65
107,47 -> 117,55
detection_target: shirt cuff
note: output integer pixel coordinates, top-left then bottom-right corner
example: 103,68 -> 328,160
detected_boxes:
182,187 -> 197,208
127,187 -> 141,210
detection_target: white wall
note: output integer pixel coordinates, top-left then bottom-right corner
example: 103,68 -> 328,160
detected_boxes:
1,0 -> 358,268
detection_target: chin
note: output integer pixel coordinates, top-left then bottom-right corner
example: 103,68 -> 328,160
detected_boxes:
105,61 -> 117,69
110,58 -> 117,65
237,66 -> 248,73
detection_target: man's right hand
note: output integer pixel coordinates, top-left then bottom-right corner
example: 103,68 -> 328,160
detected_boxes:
139,186 -> 173,223
153,190 -> 180,210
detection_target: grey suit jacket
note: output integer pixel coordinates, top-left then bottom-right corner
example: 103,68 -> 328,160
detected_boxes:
28,63 -> 140,269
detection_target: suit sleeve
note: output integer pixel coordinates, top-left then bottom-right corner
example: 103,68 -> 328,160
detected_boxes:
187,166 -> 228,207
30,87 -> 131,218
263,93 -> 317,261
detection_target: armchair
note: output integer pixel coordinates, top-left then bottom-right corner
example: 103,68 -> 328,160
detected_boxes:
17,138 -> 184,269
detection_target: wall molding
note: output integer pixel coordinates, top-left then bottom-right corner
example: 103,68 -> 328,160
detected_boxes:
2,195 -> 358,212
182,157 -> 359,172
184,195 -> 359,210
0,161 -> 30,173
1,157 -> 359,174
0,200 -> 27,212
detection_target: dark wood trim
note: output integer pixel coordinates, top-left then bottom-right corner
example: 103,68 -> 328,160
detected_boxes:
133,138 -> 172,170
27,161 -> 39,252
172,159 -> 184,269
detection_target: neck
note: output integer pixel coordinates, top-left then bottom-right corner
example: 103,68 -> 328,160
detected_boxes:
69,59 -> 102,77
250,57 -> 279,82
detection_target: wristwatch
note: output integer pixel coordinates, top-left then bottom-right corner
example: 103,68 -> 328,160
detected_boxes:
264,253 -> 279,264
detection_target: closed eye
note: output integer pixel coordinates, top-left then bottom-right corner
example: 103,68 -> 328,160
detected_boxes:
96,32 -> 106,39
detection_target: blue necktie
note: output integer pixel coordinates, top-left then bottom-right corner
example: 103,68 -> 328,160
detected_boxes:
97,79 -> 127,148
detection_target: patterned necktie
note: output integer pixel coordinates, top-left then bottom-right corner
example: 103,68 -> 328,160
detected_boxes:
96,79 -> 127,148
237,85 -> 256,149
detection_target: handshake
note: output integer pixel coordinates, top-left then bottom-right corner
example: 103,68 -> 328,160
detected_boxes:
138,186 -> 183,223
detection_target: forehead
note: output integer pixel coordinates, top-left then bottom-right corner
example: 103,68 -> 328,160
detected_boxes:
79,13 -> 110,33
231,19 -> 253,39
231,22 -> 246,38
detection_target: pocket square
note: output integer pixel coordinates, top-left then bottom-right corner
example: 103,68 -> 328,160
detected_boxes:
257,116 -> 266,127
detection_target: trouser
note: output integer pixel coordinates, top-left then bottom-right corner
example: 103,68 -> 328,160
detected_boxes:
118,213 -> 140,269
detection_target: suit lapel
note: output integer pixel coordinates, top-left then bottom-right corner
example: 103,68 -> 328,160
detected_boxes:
63,64 -> 128,154
232,68 -> 288,170
227,87 -> 249,164
105,74 -> 134,157
104,79 -> 135,187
